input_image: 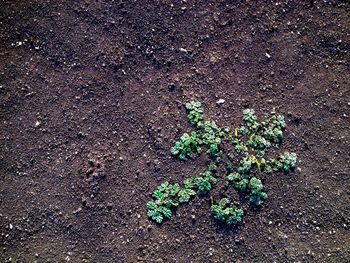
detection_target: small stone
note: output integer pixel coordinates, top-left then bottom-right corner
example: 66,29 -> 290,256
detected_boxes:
34,120 -> 41,127
86,168 -> 94,175
216,99 -> 225,105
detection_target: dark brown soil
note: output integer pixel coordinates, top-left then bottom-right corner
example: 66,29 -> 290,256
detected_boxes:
1,1 -> 349,262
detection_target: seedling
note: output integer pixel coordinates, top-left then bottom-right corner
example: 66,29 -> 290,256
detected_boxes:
262,114 -> 286,144
271,151 -> 297,172
186,101 -> 204,127
178,177 -> 197,203
211,198 -> 244,225
195,170 -> 217,195
227,172 -> 249,192
171,102 -> 230,159
147,182 -> 180,223
171,131 -> 202,160
242,109 -> 259,132
248,177 -> 268,206
147,101 -> 298,225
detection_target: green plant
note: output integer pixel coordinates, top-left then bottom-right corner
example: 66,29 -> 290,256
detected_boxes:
211,198 -> 244,225
243,109 -> 259,132
246,134 -> 271,150
238,155 -> 255,174
201,120 -> 230,157
172,101 -> 230,160
186,101 -> 204,127
227,172 -> 249,192
178,177 -> 197,203
227,108 -> 297,208
171,131 -> 202,160
147,182 -> 180,223
147,101 -> 298,225
262,114 -> 286,144
248,177 -> 268,206
195,170 -> 217,195
271,151 -> 297,172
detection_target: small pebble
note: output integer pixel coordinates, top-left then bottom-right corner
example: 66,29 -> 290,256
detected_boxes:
216,99 -> 225,104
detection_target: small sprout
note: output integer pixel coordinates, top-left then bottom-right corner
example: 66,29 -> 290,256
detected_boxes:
215,155 -> 222,164
238,126 -> 249,135
264,164 -> 273,174
227,172 -> 249,192
147,182 -> 180,223
249,177 -> 268,206
238,156 -> 255,174
262,114 -> 286,144
233,138 -> 248,154
178,188 -> 196,203
171,131 -> 202,160
173,101 -> 229,159
201,120 -> 228,157
247,134 -> 271,150
208,163 -> 218,172
178,177 -> 197,203
196,170 -> 217,195
273,151 -> 297,172
243,109 -> 259,132
211,198 -> 244,225
186,101 -> 204,126
147,202 -> 166,223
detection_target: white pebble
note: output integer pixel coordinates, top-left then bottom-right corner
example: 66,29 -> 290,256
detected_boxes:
216,99 -> 225,104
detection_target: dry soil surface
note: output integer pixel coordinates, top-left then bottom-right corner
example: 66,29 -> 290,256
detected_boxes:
0,1 -> 350,262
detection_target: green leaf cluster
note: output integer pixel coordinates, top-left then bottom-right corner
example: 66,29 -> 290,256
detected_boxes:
147,101 -> 298,226
233,109 -> 289,158
233,137 -> 248,154
270,151 -> 297,172
243,109 -> 259,132
147,182 -> 180,223
261,114 -> 286,144
195,170 -> 217,195
172,101 -> 230,160
211,198 -> 244,225
171,131 -> 201,160
227,172 -> 249,191
227,109 -> 298,208
246,134 -> 271,151
249,177 -> 268,206
237,155 -> 255,174
186,101 -> 204,127
227,174 -> 267,206
201,120 -> 230,157
147,165 -> 219,223
178,177 -> 197,203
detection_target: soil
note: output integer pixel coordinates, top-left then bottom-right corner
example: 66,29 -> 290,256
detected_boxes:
1,0 -> 350,262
